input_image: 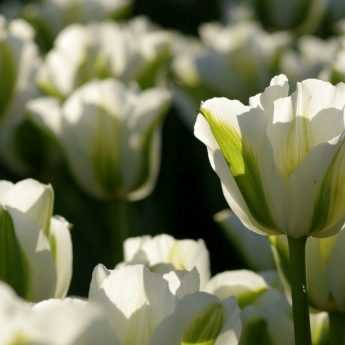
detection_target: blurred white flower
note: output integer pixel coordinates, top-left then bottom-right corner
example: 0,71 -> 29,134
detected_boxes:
195,74 -> 345,238
0,179 -> 72,302
281,36 -> 338,83
22,0 -> 132,47
306,229 -> 345,312
89,264 -> 177,345
0,282 -> 118,345
29,80 -> 170,200
173,21 -> 289,125
35,18 -> 172,99
0,16 -> 41,173
214,210 -> 274,271
123,234 -> 210,287
151,291 -> 242,345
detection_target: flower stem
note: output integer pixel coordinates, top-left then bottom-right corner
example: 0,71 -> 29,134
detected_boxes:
108,199 -> 128,265
287,236 -> 312,345
329,312 -> 345,345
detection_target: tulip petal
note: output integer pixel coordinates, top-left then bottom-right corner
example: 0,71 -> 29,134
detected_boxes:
49,216 -> 73,298
3,179 -> 54,236
196,97 -> 279,234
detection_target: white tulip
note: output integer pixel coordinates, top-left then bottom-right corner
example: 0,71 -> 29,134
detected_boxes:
281,36 -> 338,83
31,80 -> 170,200
206,270 -> 269,308
0,282 -> 118,345
123,234 -> 210,287
214,210 -> 274,270
195,74 -> 345,238
306,229 -> 345,312
205,271 -> 293,345
240,290 -> 294,345
35,18 -> 171,100
151,291 -> 242,345
0,16 -> 41,172
0,179 -> 72,301
89,264 -> 177,345
172,21 -> 289,125
23,0 -> 132,41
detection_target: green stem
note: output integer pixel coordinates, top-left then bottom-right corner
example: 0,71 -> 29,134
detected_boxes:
329,312 -> 345,345
108,199 -> 128,266
287,236 -> 312,345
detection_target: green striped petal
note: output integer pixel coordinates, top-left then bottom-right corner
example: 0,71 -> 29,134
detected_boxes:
201,107 -> 275,230
181,303 -> 224,345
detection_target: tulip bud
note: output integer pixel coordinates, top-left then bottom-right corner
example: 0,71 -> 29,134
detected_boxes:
0,282 -> 118,345
0,16 -> 41,173
31,80 -> 170,200
151,291 -> 242,345
0,179 -> 72,301
123,234 -> 210,287
195,74 -> 345,239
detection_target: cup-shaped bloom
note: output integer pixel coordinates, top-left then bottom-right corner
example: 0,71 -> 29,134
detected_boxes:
123,234 -> 210,287
172,21 -> 289,125
151,291 -> 242,345
35,18 -> 171,100
306,229 -> 345,312
0,179 -> 72,301
0,16 -> 41,173
195,74 -> 345,238
0,283 -> 118,345
30,80 -> 170,200
89,264 -> 178,345
215,210 -> 274,271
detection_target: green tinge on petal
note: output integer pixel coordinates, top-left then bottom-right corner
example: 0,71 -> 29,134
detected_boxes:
0,42 -> 17,120
311,141 -> 345,234
168,243 -> 186,270
136,49 -> 171,89
236,289 -> 267,309
91,106 -> 122,197
283,116 -> 311,177
181,303 -> 224,345
37,79 -> 66,101
240,317 -> 273,345
75,53 -> 111,90
201,109 -> 275,229
0,208 -> 30,299
9,333 -> 30,345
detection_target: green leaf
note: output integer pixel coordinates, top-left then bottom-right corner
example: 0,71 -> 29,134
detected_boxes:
0,207 -> 30,299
